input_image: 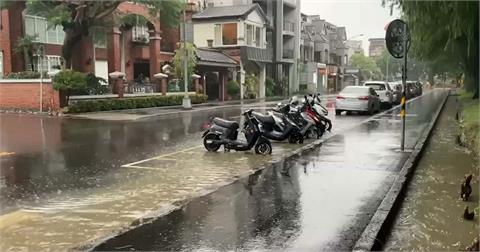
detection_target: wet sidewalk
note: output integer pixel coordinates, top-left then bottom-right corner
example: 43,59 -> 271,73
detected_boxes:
0,90 -> 447,251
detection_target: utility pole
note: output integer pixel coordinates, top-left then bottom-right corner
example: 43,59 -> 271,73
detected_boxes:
182,1 -> 192,109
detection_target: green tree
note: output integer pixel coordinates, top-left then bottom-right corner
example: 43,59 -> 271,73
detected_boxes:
383,1 -> 479,98
350,53 -> 382,80
14,34 -> 40,72
172,42 -> 197,85
10,0 -> 184,69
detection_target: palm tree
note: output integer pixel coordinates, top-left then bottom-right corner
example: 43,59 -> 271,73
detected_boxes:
14,34 -> 39,71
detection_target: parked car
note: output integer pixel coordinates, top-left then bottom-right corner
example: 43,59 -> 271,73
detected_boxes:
336,86 -> 381,115
414,81 -> 423,96
406,81 -> 417,99
388,81 -> 403,104
363,81 -> 393,108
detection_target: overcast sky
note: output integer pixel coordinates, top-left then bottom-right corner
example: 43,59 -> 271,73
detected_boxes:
301,0 -> 400,55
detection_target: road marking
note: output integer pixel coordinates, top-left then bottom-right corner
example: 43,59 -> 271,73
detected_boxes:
0,152 -> 15,157
122,165 -> 169,170
122,145 -> 201,167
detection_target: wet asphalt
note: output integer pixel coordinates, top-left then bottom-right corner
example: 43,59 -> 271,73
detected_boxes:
0,90 -> 448,251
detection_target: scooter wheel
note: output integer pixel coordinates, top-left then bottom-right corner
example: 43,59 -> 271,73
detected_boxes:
306,126 -> 319,139
255,141 -> 272,155
203,133 -> 221,152
289,133 -> 304,144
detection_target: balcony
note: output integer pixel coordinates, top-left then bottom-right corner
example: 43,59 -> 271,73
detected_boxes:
241,46 -> 273,63
282,49 -> 294,59
283,21 -> 295,36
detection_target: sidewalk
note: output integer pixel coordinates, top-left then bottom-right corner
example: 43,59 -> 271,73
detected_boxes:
64,95 -> 337,121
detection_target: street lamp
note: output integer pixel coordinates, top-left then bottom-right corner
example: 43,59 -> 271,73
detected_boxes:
181,0 -> 192,109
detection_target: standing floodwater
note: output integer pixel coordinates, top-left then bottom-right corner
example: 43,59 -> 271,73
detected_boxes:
384,96 -> 479,250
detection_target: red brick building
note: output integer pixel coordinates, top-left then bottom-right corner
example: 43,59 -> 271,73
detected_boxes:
0,1 -> 181,81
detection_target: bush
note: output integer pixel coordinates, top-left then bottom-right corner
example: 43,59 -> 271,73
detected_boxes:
245,74 -> 258,99
84,73 -> 109,95
265,78 -> 275,97
227,80 -> 240,98
66,94 -> 208,113
53,70 -> 87,92
5,71 -> 46,79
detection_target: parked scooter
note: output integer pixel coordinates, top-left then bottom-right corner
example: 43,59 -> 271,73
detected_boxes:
306,94 -> 333,135
251,104 -> 304,144
202,109 -> 272,155
278,97 -> 319,139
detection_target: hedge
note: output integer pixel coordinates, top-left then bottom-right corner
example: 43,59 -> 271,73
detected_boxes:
65,94 -> 208,113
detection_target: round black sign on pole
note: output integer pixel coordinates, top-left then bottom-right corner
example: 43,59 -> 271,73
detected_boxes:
385,19 -> 411,59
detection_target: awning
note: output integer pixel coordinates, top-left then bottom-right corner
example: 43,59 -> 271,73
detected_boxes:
196,48 -> 238,68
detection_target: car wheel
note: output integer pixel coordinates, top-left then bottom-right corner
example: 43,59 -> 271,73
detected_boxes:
335,110 -> 342,115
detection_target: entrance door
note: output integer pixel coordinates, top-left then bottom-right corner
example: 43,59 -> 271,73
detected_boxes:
206,72 -> 219,100
133,62 -> 150,80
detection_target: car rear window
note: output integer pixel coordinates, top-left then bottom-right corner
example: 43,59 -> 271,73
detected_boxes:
364,83 -> 386,90
342,87 -> 369,94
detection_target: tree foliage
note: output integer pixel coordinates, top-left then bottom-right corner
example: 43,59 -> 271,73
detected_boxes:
383,0 -> 479,97
20,0 -> 184,69
350,53 -> 382,80
172,42 -> 197,82
14,34 -> 40,72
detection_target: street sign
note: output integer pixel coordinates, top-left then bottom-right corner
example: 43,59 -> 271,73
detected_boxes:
385,19 -> 411,59
385,19 -> 410,151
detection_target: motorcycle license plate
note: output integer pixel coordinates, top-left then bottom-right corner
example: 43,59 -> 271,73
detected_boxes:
205,140 -> 214,144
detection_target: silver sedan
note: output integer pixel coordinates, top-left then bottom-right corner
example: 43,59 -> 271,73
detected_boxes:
335,86 -> 381,115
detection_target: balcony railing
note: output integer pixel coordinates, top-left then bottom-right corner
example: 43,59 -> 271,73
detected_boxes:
283,21 -> 295,33
283,49 -> 294,59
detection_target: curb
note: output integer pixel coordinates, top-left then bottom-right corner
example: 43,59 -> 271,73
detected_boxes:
352,90 -> 450,251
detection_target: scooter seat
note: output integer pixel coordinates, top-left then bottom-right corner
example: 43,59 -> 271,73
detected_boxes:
212,117 -> 239,129
252,112 -> 275,124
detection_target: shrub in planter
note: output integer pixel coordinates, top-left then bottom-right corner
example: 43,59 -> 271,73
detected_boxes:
5,71 -> 46,79
227,80 -> 240,99
53,70 -> 87,106
266,78 -> 276,97
66,94 -> 208,113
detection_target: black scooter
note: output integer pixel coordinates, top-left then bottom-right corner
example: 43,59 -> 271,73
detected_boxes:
202,109 -> 272,155
251,107 -> 304,144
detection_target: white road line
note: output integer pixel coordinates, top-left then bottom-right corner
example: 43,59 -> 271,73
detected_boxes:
122,145 -> 201,167
121,165 -> 168,170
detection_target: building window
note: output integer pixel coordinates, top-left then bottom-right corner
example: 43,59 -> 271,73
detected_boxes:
222,23 -> 237,45
255,27 -> 261,47
33,55 -> 63,73
25,15 -> 64,44
246,24 -> 253,46
214,23 -> 238,46
132,25 -> 150,43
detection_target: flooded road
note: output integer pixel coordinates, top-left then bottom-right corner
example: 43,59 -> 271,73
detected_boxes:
384,95 -> 479,250
94,90 -> 449,251
0,98 -> 371,251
